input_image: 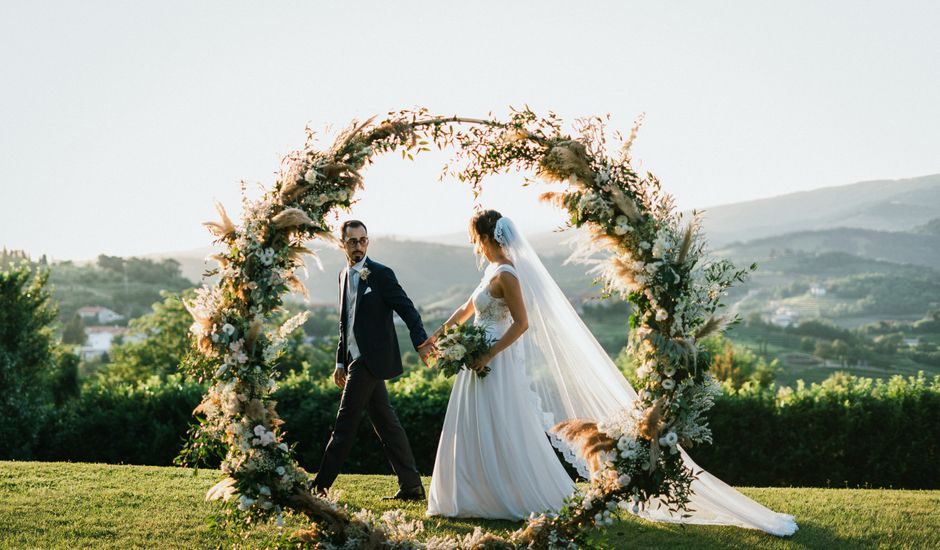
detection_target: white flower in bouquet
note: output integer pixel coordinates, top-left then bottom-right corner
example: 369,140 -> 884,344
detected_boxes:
222,323 -> 236,336
661,378 -> 676,390
578,191 -> 613,218
655,308 -> 669,321
253,425 -> 276,446
258,248 -> 276,266
652,231 -> 672,259
303,168 -> 318,183
449,344 -> 467,361
617,474 -> 632,487
663,365 -> 676,377
613,215 -> 632,235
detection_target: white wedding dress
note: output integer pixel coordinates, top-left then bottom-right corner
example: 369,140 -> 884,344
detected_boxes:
427,262 -> 577,519
427,217 -> 797,537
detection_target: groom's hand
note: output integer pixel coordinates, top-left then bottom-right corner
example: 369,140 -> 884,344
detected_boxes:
417,341 -> 436,367
333,367 -> 347,389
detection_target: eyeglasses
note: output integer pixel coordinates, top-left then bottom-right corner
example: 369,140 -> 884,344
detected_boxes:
343,237 -> 369,248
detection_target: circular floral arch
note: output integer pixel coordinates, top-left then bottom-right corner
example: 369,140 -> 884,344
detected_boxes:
184,107 -> 752,548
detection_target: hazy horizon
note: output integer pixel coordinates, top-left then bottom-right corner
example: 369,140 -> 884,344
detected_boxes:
3,1 -> 939,261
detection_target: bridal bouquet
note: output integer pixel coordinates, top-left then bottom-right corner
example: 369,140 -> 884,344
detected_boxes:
433,324 -> 493,378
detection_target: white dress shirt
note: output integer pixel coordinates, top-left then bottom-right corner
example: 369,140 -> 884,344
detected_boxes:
336,256 -> 367,371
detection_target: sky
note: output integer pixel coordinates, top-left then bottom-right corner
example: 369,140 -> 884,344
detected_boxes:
1,1 -> 938,260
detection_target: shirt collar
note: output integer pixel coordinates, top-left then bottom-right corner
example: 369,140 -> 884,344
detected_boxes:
348,256 -> 368,274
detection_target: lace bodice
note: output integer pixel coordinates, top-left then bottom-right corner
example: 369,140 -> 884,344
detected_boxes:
471,263 -> 517,337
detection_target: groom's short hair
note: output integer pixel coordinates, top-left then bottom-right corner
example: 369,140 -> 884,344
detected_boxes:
341,220 -> 368,238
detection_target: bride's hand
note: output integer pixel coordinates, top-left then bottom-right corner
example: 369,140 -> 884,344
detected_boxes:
469,352 -> 493,373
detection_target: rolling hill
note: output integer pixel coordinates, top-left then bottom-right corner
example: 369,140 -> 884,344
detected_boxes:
696,173 -> 940,246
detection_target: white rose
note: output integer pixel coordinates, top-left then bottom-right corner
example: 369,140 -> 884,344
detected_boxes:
661,378 -> 675,390
304,169 -> 318,184
222,323 -> 235,336
655,308 -> 669,321
665,431 -> 678,446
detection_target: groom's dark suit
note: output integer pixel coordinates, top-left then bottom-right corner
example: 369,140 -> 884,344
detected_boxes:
313,257 -> 428,492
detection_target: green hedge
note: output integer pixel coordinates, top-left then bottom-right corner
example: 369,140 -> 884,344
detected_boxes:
31,372 -> 940,489
693,372 -> 940,488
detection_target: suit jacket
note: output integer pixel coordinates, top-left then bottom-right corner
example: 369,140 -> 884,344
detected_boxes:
336,257 -> 428,380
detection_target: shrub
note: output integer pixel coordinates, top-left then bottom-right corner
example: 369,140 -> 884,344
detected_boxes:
29,370 -> 940,489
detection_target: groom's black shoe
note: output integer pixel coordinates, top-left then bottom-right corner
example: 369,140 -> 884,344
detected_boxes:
382,485 -> 425,501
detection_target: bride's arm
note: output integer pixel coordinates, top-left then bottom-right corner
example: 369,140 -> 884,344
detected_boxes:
470,272 -> 528,371
432,297 -> 475,340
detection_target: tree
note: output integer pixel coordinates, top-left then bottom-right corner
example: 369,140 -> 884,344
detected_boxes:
101,291 -> 323,384
0,263 -> 58,458
101,290 -> 194,383
61,314 -> 87,345
704,336 -> 780,390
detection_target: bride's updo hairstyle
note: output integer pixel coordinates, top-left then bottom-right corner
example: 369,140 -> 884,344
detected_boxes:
469,209 -> 503,257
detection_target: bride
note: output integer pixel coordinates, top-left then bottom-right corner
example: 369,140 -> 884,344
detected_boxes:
426,210 -> 797,536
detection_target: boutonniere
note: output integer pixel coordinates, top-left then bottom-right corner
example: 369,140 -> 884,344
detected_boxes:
359,267 -> 371,282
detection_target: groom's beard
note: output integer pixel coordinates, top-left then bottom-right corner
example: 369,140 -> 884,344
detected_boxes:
349,251 -> 365,264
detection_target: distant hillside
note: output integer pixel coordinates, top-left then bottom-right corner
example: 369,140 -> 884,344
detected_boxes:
715,224 -> 940,269
138,173 -> 940,322
154,237 -> 601,309
697,174 -> 940,246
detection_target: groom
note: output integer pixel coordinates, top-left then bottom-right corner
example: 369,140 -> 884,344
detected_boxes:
311,220 -> 434,500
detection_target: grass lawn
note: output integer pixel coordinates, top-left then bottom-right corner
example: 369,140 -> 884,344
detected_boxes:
1,461 -> 939,549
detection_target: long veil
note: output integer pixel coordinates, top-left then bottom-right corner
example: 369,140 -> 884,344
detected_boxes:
494,217 -> 798,537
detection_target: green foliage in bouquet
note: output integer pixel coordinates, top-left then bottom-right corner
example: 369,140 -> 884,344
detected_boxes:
433,323 -> 492,378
